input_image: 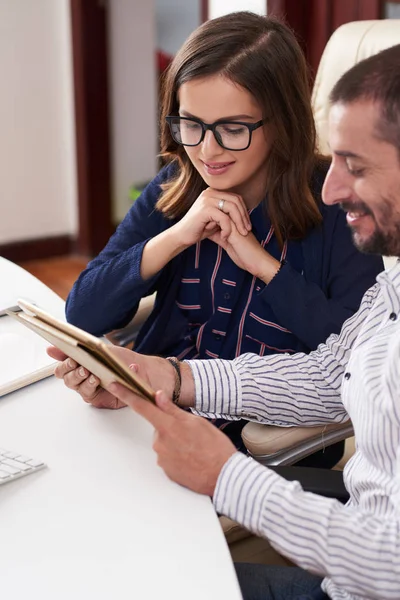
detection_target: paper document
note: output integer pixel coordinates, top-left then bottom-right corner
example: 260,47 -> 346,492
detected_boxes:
0,315 -> 56,397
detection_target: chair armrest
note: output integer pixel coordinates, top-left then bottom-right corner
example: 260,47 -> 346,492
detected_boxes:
242,421 -> 354,466
269,466 -> 349,503
106,294 -> 156,347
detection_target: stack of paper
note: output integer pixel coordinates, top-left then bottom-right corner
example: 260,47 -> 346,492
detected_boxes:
0,314 -> 55,397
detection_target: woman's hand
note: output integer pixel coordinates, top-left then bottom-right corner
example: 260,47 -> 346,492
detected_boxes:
47,346 -> 177,409
209,223 -> 281,283
173,188 -> 251,247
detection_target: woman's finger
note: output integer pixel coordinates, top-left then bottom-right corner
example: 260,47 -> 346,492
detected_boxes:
217,199 -> 250,236
207,190 -> 251,232
207,207 -> 232,240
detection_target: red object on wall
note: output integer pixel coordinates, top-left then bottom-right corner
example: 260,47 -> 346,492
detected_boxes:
157,49 -> 173,75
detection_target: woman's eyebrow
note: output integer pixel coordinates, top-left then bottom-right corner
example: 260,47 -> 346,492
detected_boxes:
179,110 -> 255,120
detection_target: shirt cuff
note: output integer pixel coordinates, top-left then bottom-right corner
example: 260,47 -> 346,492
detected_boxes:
185,358 -> 243,418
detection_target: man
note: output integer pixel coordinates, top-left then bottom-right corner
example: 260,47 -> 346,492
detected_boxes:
51,46 -> 400,599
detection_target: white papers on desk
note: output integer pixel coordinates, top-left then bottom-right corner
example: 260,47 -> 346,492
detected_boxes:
0,315 -> 55,397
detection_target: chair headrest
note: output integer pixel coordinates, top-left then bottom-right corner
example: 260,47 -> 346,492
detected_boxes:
312,20 -> 400,154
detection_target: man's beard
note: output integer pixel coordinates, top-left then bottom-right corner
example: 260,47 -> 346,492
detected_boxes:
341,200 -> 400,257
351,226 -> 400,256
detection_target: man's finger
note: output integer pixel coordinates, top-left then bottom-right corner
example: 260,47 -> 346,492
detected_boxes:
107,382 -> 171,430
154,389 -> 184,418
47,346 -> 69,362
63,366 -> 90,389
54,357 -> 79,379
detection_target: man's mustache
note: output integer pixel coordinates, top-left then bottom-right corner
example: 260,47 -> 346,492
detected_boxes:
340,202 -> 373,216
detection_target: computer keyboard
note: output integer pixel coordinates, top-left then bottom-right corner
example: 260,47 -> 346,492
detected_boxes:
0,448 -> 46,485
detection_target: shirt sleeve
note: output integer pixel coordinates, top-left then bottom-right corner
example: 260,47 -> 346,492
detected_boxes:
214,452 -> 400,599
65,165 -> 175,336
186,284 -> 378,426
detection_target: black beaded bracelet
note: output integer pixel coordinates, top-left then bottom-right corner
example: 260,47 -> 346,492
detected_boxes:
166,357 -> 182,404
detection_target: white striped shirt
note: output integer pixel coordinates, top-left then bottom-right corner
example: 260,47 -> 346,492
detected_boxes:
187,260 -> 400,599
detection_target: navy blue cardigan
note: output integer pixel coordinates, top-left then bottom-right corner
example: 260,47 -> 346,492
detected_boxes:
66,164 -> 383,356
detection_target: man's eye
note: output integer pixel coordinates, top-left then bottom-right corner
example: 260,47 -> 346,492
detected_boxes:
346,160 -> 364,176
348,167 -> 365,176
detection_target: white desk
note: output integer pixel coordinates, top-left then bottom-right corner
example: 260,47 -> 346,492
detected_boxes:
0,259 -> 242,600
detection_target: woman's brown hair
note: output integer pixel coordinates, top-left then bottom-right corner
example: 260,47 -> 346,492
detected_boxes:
158,11 -> 324,245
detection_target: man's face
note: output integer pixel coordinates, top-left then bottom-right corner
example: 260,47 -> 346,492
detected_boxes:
322,100 -> 400,257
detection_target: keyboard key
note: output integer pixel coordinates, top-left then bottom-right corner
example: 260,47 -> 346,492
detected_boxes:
26,459 -> 45,468
2,451 -> 19,459
0,463 -> 20,475
2,459 -> 31,471
0,448 -> 46,486
13,455 -> 32,463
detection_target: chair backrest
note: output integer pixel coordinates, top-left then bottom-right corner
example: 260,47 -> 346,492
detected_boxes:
312,19 -> 400,270
312,19 -> 400,155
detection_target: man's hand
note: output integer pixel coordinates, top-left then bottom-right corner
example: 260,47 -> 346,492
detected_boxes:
108,382 -> 237,497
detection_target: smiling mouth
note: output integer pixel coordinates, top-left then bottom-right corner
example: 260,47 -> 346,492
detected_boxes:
340,202 -> 372,220
203,161 -> 234,169
347,209 -> 369,219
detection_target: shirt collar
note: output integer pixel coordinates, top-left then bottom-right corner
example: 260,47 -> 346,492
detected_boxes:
376,258 -> 400,315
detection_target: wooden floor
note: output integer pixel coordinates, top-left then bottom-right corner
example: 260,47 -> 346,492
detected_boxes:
19,255 -> 89,300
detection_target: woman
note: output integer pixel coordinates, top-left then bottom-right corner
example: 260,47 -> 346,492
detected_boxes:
66,12 -> 382,464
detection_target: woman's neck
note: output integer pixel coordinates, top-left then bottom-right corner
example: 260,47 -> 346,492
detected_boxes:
231,182 -> 267,211
230,169 -> 269,211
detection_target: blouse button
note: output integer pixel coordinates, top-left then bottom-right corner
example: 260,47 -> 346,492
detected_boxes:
389,312 -> 397,321
344,372 -> 351,380
214,334 -> 222,341
224,292 -> 231,300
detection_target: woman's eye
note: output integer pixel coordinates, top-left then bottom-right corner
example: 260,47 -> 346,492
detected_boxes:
221,125 -> 246,136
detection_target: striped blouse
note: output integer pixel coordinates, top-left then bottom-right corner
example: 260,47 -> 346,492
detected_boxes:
187,260 -> 400,599
172,201 -> 304,361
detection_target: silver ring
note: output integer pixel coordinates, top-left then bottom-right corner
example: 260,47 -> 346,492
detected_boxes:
218,199 -> 226,212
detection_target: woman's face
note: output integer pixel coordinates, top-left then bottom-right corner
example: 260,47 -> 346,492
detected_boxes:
177,75 -> 273,204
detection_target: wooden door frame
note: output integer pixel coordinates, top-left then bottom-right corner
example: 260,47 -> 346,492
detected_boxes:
70,0 -> 114,257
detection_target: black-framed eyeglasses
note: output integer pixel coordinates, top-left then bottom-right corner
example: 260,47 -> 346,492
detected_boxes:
165,115 -> 264,151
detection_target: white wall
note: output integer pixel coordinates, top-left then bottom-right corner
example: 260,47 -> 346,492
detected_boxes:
0,0 -> 77,244
209,0 -> 266,19
108,0 -> 158,223
155,0 -> 200,56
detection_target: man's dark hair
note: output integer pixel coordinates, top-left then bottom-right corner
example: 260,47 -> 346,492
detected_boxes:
330,44 -> 400,151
